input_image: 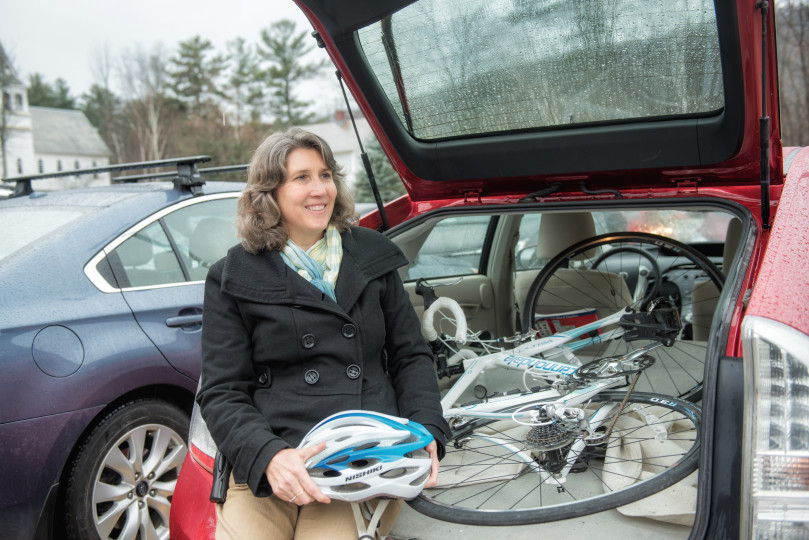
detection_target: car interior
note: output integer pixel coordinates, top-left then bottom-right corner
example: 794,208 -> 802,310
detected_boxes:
393,204 -> 740,400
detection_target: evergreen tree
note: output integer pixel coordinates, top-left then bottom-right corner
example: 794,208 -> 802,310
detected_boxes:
81,84 -> 125,161
224,37 -> 264,133
353,134 -> 407,203
169,36 -> 226,114
27,74 -> 76,108
257,20 -> 327,127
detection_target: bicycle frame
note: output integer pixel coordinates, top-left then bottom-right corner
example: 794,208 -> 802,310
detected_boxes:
434,303 -> 667,490
440,305 -> 635,420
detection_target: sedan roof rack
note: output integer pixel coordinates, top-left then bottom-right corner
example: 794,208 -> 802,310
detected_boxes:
2,155 -> 212,198
113,164 -> 248,183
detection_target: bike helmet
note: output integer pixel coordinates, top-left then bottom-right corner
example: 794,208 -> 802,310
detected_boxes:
298,410 -> 434,502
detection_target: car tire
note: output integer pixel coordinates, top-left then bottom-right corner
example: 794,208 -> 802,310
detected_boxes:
63,399 -> 189,540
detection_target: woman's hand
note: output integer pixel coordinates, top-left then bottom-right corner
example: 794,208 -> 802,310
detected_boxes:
424,440 -> 440,488
265,441 -> 331,505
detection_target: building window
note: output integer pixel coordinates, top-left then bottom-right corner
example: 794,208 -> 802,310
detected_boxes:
74,160 -> 80,169
38,159 -> 44,173
17,159 -> 23,174
92,160 -> 98,179
57,160 -> 63,172
14,93 -> 23,109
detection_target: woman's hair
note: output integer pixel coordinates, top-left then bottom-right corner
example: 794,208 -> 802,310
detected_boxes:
237,127 -> 356,253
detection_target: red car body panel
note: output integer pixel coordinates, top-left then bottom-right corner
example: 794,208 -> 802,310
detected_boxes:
746,146 -> 809,335
171,451 -> 217,539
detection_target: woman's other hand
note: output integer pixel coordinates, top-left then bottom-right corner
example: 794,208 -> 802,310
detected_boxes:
424,440 -> 440,488
266,441 -> 331,505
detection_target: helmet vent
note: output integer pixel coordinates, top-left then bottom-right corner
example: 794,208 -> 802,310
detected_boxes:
326,455 -> 349,466
333,482 -> 370,493
354,442 -> 379,451
310,467 -> 341,478
381,467 -> 408,479
348,458 -> 380,469
410,470 -> 430,486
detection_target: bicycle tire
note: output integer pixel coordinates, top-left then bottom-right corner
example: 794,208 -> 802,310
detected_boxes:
407,391 -> 701,526
521,232 -> 724,401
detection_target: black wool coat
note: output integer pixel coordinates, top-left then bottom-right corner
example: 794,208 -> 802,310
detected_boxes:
197,226 -> 450,496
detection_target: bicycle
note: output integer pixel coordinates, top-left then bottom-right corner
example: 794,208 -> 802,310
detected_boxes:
406,281 -> 701,526
521,232 -> 725,401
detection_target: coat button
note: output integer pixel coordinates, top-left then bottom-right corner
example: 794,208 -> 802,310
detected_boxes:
304,369 -> 320,385
302,334 -> 317,349
258,371 -> 269,386
342,324 -> 356,338
346,364 -> 361,380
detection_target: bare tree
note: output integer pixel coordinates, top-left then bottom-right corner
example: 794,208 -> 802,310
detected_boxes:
777,0 -> 809,146
119,45 -> 177,162
85,45 -> 126,162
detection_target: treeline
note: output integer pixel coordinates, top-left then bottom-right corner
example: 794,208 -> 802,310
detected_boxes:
25,20 -> 330,168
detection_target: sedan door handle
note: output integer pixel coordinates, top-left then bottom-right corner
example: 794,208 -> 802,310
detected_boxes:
166,314 -> 203,328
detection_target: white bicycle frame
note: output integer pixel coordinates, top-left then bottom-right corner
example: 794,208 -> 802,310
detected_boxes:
426,301 -> 662,489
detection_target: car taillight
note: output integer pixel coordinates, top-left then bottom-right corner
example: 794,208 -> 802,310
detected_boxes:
742,315 -> 809,539
188,401 -> 218,468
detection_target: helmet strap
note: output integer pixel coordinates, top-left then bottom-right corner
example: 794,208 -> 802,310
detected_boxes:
351,499 -> 391,539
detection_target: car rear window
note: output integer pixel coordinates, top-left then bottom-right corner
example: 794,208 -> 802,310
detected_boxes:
0,207 -> 88,262
357,0 -> 724,140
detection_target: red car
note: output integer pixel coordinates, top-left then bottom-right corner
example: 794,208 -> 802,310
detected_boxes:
171,0 -> 809,538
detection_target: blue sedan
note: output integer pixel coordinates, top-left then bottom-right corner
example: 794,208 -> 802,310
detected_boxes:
0,158 -> 243,540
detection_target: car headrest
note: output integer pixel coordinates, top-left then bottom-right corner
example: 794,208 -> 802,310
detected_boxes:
536,212 -> 597,260
117,234 -> 153,266
189,218 -> 237,268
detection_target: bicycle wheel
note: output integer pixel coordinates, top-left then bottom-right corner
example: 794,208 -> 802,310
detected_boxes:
407,391 -> 701,525
521,232 -> 724,400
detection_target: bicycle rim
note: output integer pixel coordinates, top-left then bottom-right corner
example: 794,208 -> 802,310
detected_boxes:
407,391 -> 701,526
521,232 -> 724,401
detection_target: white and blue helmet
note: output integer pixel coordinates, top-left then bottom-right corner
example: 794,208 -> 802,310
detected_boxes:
298,410 -> 434,502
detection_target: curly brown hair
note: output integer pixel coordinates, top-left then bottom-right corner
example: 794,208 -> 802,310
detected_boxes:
236,127 -> 356,253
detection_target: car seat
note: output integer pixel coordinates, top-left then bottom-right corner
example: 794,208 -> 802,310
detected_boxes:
690,217 -> 742,341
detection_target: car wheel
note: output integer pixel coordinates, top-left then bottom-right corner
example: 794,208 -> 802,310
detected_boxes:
64,399 -> 189,540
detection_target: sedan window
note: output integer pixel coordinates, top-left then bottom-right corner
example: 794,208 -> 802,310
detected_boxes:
113,222 -> 185,288
161,198 -> 239,281
0,207 -> 88,262
406,215 -> 491,280
97,197 -> 239,291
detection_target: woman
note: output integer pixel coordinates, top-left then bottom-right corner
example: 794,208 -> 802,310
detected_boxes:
196,127 -> 449,539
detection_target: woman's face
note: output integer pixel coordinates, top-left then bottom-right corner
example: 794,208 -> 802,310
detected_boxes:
276,147 -> 337,250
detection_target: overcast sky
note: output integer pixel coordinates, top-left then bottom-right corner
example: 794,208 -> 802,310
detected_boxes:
0,0 -> 346,112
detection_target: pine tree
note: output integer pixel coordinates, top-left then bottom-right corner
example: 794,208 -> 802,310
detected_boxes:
169,36 -> 226,114
81,84 -> 125,162
27,74 -> 76,108
353,134 -> 407,203
257,20 -> 327,127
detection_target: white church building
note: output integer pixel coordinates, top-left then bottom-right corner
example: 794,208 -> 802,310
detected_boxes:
1,46 -> 111,190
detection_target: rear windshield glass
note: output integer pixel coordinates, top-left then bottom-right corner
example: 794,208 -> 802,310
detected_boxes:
358,0 -> 724,140
0,207 -> 87,262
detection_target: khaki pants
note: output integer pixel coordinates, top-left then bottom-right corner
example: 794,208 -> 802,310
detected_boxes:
215,474 -> 403,540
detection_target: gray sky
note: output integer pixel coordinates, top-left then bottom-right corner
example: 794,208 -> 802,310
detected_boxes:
0,0 -> 345,112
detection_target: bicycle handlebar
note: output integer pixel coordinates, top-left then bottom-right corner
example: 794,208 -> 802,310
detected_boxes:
422,296 -> 468,345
